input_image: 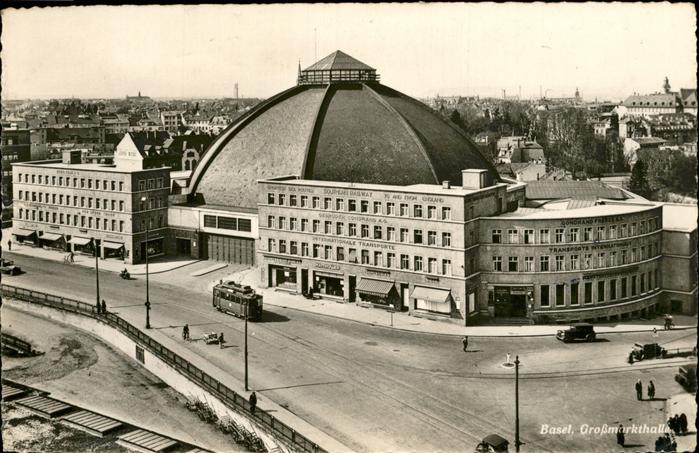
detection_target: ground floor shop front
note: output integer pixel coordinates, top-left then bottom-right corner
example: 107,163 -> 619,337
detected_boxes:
259,253 -> 479,324
10,223 -> 163,264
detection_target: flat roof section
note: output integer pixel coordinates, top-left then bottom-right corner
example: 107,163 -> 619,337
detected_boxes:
489,203 -> 658,220
662,203 -> 698,232
260,177 -> 510,197
12,160 -> 170,174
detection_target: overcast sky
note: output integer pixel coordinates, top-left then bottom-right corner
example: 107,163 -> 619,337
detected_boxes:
1,3 -> 696,101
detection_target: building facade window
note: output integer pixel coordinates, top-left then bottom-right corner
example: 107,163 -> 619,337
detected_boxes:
508,256 -> 518,272
492,229 -> 502,243
414,256 -> 423,271
508,229 -> 519,244
524,256 -> 534,271
540,256 -> 549,272
493,256 -> 502,271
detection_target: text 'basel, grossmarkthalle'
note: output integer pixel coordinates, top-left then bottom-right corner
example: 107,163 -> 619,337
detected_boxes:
165,51 -> 696,324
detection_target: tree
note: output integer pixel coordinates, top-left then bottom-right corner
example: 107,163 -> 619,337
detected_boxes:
449,109 -> 464,130
629,159 -> 651,197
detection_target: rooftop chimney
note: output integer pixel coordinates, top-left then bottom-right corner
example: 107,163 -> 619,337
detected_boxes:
442,180 -> 451,189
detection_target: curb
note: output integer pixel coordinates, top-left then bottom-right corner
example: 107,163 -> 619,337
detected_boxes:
263,299 -> 696,338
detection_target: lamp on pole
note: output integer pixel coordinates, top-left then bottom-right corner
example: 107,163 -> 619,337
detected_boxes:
141,196 -> 151,329
515,355 -> 521,452
244,300 -> 249,391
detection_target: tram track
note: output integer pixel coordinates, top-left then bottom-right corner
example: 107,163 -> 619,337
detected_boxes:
150,300 -> 553,451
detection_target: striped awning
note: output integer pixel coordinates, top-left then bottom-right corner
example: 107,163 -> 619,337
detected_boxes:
13,229 -> 36,238
103,241 -> 124,250
356,278 -> 395,297
410,286 -> 452,304
40,233 -> 63,242
68,236 -> 92,246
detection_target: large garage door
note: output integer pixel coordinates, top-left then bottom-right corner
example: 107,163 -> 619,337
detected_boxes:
205,234 -> 255,265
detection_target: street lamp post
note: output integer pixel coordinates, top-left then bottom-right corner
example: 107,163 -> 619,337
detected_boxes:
94,238 -> 100,312
142,196 -> 151,329
515,355 -> 521,452
244,300 -> 249,391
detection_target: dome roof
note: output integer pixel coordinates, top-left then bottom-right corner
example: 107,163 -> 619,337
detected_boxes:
190,51 -> 499,209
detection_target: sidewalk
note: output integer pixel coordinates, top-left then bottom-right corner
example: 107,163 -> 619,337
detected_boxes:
3,238 -> 199,275
665,392 -> 697,452
224,266 -> 698,338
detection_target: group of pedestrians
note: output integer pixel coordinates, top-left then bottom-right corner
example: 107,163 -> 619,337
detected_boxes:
635,379 -> 656,400
654,433 -> 677,451
668,413 -> 688,436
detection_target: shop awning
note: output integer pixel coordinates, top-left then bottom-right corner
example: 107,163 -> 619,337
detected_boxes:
103,241 -> 124,250
356,278 -> 395,297
410,286 -> 452,304
13,229 -> 36,238
40,233 -> 63,242
68,236 -> 92,246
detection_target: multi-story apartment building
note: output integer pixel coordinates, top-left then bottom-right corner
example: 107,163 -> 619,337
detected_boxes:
1,129 -> 32,227
11,149 -> 170,264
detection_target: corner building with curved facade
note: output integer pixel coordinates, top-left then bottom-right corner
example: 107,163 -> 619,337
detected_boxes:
171,51 -> 697,325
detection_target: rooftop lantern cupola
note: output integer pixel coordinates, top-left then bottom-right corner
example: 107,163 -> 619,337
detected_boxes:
297,50 -> 379,85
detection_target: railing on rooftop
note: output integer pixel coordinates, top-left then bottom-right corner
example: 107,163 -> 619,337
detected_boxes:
0,283 -> 324,453
298,69 -> 380,85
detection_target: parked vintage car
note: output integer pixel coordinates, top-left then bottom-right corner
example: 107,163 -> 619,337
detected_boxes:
202,332 -> 220,345
475,434 -> 509,453
0,258 -> 21,275
674,364 -> 696,392
630,343 -> 667,361
556,323 -> 596,343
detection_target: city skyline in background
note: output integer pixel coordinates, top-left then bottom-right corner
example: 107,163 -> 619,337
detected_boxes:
1,3 -> 697,101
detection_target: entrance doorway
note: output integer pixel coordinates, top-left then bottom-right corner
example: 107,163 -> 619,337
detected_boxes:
176,238 -> 191,256
348,276 -> 356,302
493,286 -> 530,318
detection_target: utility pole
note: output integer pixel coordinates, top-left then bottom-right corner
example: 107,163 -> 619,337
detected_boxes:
142,196 -> 151,329
515,355 -> 521,452
244,300 -> 249,391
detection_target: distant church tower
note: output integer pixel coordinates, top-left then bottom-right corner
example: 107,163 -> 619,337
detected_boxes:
663,76 -> 671,94
574,87 -> 581,102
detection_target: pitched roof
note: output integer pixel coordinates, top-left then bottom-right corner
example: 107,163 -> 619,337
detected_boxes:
303,50 -> 375,71
525,180 -> 628,200
680,88 -> 697,107
623,93 -> 681,107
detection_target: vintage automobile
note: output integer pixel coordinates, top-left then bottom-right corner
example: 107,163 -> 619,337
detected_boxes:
556,323 -> 596,343
0,258 -> 21,275
475,434 -> 509,453
674,364 -> 696,392
202,332 -> 220,345
630,343 -> 667,361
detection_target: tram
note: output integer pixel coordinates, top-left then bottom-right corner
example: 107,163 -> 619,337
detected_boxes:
212,280 -> 263,321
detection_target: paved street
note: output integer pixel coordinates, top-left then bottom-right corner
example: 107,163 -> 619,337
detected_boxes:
3,252 -> 697,452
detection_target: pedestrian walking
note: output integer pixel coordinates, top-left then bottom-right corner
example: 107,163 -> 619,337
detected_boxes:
69,251 -> 74,263
616,424 -> 625,447
647,380 -> 655,400
182,324 -> 190,341
635,379 -> 643,400
101,299 -> 107,314
96,301 -> 101,314
462,336 -> 469,352
219,332 -> 224,349
679,413 -> 688,435
7,239 -> 11,251
249,391 -> 257,415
